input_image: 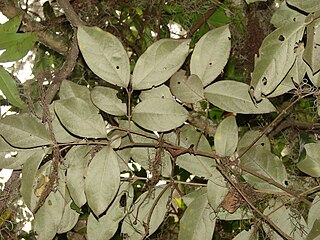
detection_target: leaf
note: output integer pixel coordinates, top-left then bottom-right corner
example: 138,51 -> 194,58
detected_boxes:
297,143 -> 320,177
85,146 -> 120,216
178,193 -> 216,240
0,32 -> 37,62
52,111 -> 79,143
307,219 -> 320,240
139,85 -> 173,101
216,208 -> 253,221
308,196 -> 320,230
170,70 -> 204,103
286,0 -> 320,13
0,16 -> 21,33
132,39 -> 190,90
87,182 -> 134,240
245,0 -> 267,3
304,18 -> 320,74
59,80 -> 91,102
240,145 -> 288,192
250,22 -> 305,101
20,148 -> 47,210
176,125 -> 216,178
121,185 -> 171,239
91,86 -> 127,116
233,228 -> 256,240
77,26 -> 130,88
271,2 -> 306,28
237,130 -> 271,155
0,114 -> 51,148
33,191 -> 65,240
55,97 -> 107,138
190,25 -> 231,86
263,201 -> 309,240
205,80 -> 276,114
132,98 -> 188,132
214,115 -> 238,157
57,200 -> 80,234
207,168 -> 228,211
182,187 -> 208,206
66,145 -> 91,208
0,66 -> 26,109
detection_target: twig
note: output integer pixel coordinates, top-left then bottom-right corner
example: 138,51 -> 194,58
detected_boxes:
57,0 -> 85,27
187,1 -> 222,38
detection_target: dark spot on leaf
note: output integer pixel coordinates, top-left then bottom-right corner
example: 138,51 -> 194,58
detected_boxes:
161,95 -> 165,99
116,66 -> 120,69
293,17 -> 296,22
262,77 -> 267,86
260,142 -> 265,146
284,180 -> 289,186
120,194 -> 127,207
48,200 -> 52,206
209,62 -> 213,66
278,35 -> 285,41
177,81 -> 181,84
228,37 -> 231,40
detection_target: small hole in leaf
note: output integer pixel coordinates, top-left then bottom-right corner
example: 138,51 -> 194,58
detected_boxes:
209,62 -> 213,66
260,142 -> 265,146
177,81 -> 181,84
262,77 -> 267,86
293,17 -> 296,22
284,180 -> 289,186
116,66 -> 120,69
228,37 -> 231,40
120,194 -> 127,207
278,35 -> 285,41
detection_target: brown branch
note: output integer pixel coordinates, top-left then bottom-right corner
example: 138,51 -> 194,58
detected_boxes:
187,1 -> 223,38
57,0 -> 85,27
44,32 -> 79,104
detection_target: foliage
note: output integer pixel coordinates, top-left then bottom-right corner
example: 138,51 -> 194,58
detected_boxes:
1,0 -> 320,239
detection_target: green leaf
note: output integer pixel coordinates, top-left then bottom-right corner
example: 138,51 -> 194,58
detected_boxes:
233,228 -> 256,240
263,201 -> 308,239
304,18 -> 320,74
66,145 -> 91,208
132,98 -> 188,132
205,80 -> 276,114
237,130 -> 271,155
240,145 -> 288,192
214,115 -> 238,157
59,80 -> 91,102
176,125 -> 216,178
297,143 -> 320,177
245,0 -> 267,3
52,111 -> 79,143
308,196 -> 320,230
207,168 -> 228,211
0,114 -> 51,148
0,66 -> 27,109
286,0 -> 320,13
307,219 -> 320,240
0,16 -> 22,33
33,191 -> 65,240
85,146 -> 120,216
132,39 -> 190,90
55,97 -> 107,138
271,2 -> 306,28
170,70 -> 204,103
182,187 -> 208,206
57,200 -> 80,234
216,208 -> 253,221
87,182 -> 134,240
178,193 -> 216,240
190,25 -> 231,86
91,86 -> 127,116
250,22 -> 305,101
121,185 -> 171,239
139,85 -> 173,101
0,32 -> 37,62
207,5 -> 231,28
20,148 -> 47,210
78,26 -> 130,88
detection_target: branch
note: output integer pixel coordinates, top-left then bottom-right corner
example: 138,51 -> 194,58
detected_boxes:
187,1 -> 222,38
57,0 -> 85,27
